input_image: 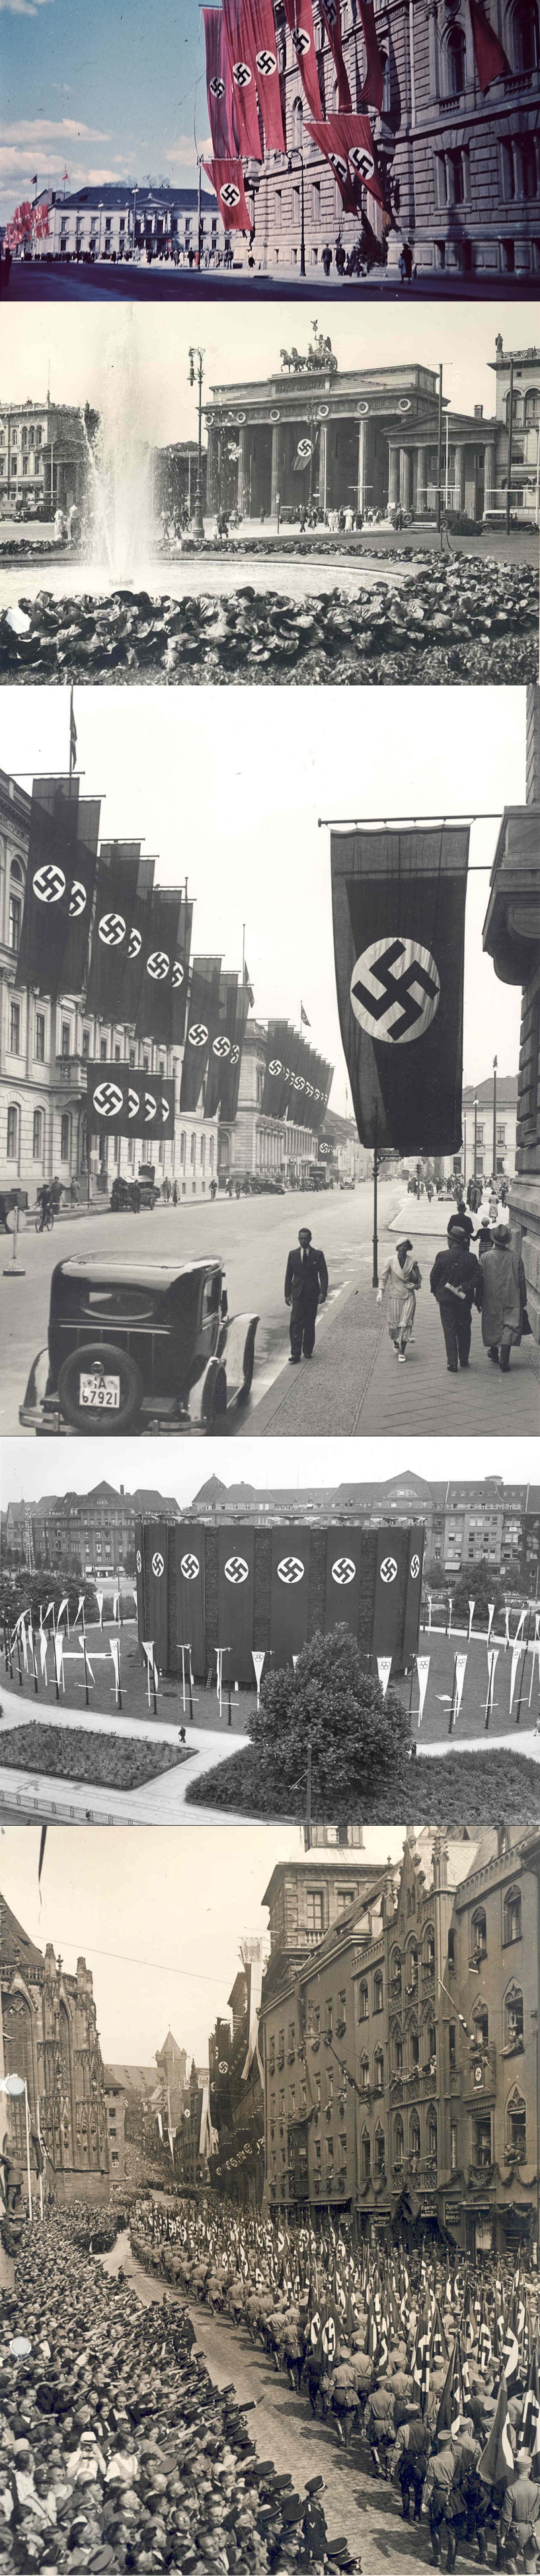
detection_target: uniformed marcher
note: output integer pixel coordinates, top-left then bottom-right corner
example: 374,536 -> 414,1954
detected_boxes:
499,2448 -> 540,2570
391,2403 -> 430,2521
422,2426 -> 468,2569
284,1229 -> 328,1363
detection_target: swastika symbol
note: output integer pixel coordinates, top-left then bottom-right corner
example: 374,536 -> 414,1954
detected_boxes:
93,1080 -> 123,1119
350,937 -> 440,1045
181,1553 -> 200,1580
69,879 -> 87,917
33,863 -> 66,905
233,58 -> 251,82
98,910 -> 126,947
128,1089 -> 139,1119
230,1044 -> 240,1065
151,1552 -> 165,1579
225,1555 -> 249,1584
380,1556 -> 398,1584
212,1036 -> 231,1058
220,182 -> 241,207
297,437 -> 312,461
291,25 -> 310,51
268,1058 -> 282,1077
410,1553 -> 420,1580
256,45 -> 276,72
210,73 -> 225,94
173,961 -> 184,988
278,1556 -> 304,1585
188,1021 -> 209,1047
332,1557 -> 356,1586
147,950 -> 169,980
144,1092 -> 157,1122
329,152 -> 348,182
128,925 -> 141,958
321,2318 -> 336,2360
349,144 -> 374,180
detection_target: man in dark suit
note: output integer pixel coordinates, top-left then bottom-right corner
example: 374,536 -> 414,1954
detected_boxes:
284,1226 -> 328,1362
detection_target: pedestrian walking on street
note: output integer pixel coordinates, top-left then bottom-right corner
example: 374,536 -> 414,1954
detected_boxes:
377,1238 -> 421,1363
448,1202 -> 475,1243
210,1177 -> 217,1202
480,1223 -> 528,1373
430,1222 -> 483,1374
322,243 -> 332,276
285,1226 -> 328,1362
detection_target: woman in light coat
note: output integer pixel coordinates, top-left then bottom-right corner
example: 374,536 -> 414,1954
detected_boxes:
377,1238 -> 421,1364
480,1224 -> 527,1373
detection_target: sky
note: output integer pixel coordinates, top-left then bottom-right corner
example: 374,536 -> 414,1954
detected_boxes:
0,681 -> 524,1109
0,1823 -> 406,2061
1,299 -> 537,434
1,0 -> 212,227
0,1432 -> 536,1508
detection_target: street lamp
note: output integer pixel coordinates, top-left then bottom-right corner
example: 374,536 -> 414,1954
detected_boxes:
286,147 -> 306,279
188,346 -> 205,546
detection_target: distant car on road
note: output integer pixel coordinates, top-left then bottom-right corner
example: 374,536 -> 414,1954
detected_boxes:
20,1254 -> 258,1437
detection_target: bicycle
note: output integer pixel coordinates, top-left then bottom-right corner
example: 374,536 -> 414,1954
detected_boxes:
36,1201 -> 55,1233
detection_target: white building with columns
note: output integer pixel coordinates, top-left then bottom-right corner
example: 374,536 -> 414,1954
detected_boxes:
204,344 -> 531,523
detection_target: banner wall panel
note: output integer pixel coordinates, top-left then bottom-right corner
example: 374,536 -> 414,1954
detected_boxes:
324,1528 -> 363,1638
403,1527 -> 425,1662
174,1524 -> 206,1676
270,1526 -> 311,1667
143,1521 -> 170,1673
217,1527 -> 256,1686
371,1526 -> 408,1665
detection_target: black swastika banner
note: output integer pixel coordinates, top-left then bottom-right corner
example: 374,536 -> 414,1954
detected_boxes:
143,1522 -> 170,1675
403,1528 -> 425,1663
86,1064 -> 174,1140
270,1527 -> 311,1668
324,1532 -> 362,1639
217,1528 -> 255,1688
371,1526 -> 408,1667
174,1524 -> 206,1677
15,777 -> 100,1002
331,827 -> 469,1153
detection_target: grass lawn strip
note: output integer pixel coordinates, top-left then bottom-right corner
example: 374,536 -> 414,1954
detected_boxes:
0,1721 -> 190,1792
186,1744 -> 540,1826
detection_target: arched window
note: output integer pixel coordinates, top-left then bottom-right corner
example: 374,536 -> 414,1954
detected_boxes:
391,2027 -> 403,2074
200,1134 -> 206,1173
390,1949 -> 402,1997
373,2048 -> 384,2097
473,2002 -> 489,2048
180,1131 -> 186,1168
446,19 -> 467,93
504,1984 -> 524,2050
471,1908 -> 487,1963
32,1107 -> 44,1161
410,2112 -> 420,2162
405,1945 -> 418,1996
190,1132 -> 196,1169
525,387 -> 540,422
358,1981 -> 369,2021
291,93 -> 304,146
424,1927 -> 436,1968
503,1886 -> 521,1945
9,858 -> 24,953
393,2115 -> 404,2170
427,2107 -> 438,2162
6,1102 -> 20,1165
360,2052 -> 369,2093
506,2088 -> 526,2159
373,1969 -> 383,2015
209,1136 -> 214,1169
374,2123 -> 385,2177
512,0 -> 539,71
361,2126 -> 371,2182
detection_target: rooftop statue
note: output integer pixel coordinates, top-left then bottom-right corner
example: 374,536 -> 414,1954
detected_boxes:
280,322 -> 338,375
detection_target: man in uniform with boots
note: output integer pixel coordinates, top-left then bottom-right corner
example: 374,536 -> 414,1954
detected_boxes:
422,2425 -> 468,2568
391,2401 -> 432,2522
284,1228 -> 328,1363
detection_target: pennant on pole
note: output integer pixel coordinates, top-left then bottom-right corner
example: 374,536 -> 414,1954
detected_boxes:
252,1650 -> 266,1700
54,1635 -> 64,1692
449,1654 -> 467,1731
96,1592 -> 104,1631
109,1637 -> 120,1692
509,1643 -> 523,1717
39,1629 -> 49,1680
416,1656 -> 430,1727
486,1602 -> 496,1645
73,1596 -> 86,1630
484,1645 -> 498,1728
468,1600 -> 476,1642
377,1657 -> 392,1699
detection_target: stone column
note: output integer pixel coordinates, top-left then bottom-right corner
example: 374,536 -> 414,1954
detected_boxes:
357,417 -> 366,513
237,427 -> 246,516
399,448 -> 412,510
388,447 -> 400,510
484,445 -> 495,515
206,426 -> 218,514
416,446 -> 427,514
318,422 -> 328,514
454,446 -> 465,512
270,424 -> 282,514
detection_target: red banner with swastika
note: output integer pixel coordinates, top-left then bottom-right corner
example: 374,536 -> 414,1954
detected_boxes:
284,0 -> 321,120
203,157 -> 253,230
247,0 -> 285,149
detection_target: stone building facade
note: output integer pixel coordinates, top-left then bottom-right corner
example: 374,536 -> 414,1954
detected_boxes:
208,1944 -> 268,2208
30,182 -> 218,266
259,1829 -> 540,2261
219,1017 -> 359,1183
205,341 -> 535,524
3,1479 -> 178,1576
1,1891 -> 109,2207
482,683 -> 540,1338
0,401 -> 85,516
237,0 -> 540,278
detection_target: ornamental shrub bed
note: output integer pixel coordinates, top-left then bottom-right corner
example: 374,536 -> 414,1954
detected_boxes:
187,1744 -> 540,1827
0,1721 -> 189,1790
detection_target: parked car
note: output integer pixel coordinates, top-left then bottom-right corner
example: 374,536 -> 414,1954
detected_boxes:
340,1177 -> 355,1190
19,1255 -> 259,1436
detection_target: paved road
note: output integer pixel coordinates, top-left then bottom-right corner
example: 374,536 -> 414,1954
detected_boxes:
3,255 -> 529,303
100,2230 -> 437,2575
1,1176 -> 403,1438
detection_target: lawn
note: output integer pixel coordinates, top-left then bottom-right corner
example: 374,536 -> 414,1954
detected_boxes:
0,1722 -> 190,1791
186,1742 -> 540,1826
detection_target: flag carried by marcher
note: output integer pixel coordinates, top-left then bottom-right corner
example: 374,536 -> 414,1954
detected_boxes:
330,824 -> 470,1153
436,2335 -> 467,2438
478,2372 -> 515,2487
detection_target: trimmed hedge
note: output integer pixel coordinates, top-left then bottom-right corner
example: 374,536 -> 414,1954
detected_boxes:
186,1744 -> 540,1826
0,1721 -> 189,1791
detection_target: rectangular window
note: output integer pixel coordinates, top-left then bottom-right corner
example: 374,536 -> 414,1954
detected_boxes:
450,2121 -> 457,2171
32,1109 -> 43,1159
82,1029 -> 90,1060
9,894 -> 22,953
7,1107 -> 17,1159
100,1038 -> 108,1062
61,1021 -> 70,1058
306,1891 -> 324,1933
9,1000 -> 20,1054
275,189 -> 282,230
60,1112 -> 70,1161
312,179 -> 321,225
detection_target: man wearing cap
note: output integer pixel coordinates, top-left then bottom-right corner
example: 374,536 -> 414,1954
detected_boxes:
479,1226 -> 527,1374
390,2403 -> 431,2522
500,2447 -> 540,2569
284,1228 -> 328,1363
430,1224 -> 483,1374
422,2427 -> 468,2569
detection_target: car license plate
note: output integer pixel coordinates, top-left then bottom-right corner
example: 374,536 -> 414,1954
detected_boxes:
79,1372 -> 120,1410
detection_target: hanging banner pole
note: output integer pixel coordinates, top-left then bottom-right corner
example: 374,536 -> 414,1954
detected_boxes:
24,2080 -> 33,2224
372,1112 -> 379,1290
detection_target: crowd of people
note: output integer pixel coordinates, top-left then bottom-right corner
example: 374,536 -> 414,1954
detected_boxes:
377,1181 -> 529,1380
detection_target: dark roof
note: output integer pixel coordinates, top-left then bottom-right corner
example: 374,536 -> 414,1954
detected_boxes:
52,184 -> 215,214
462,1076 -> 518,1105
102,2063 -> 159,2095
0,1894 -> 43,1969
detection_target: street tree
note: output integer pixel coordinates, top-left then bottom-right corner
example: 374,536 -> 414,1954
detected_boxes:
249,1624 -> 412,1815
450,1563 -> 505,1625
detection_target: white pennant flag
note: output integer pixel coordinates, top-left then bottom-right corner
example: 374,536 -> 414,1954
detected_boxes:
416,1657 -> 430,1727
54,1635 -> 64,1692
252,1651 -> 266,1688
109,1637 -> 120,1690
509,1643 -> 523,1716
41,1600 -> 55,1632
514,1606 -> 525,1643
535,1611 -> 540,1643
451,1654 -> 467,1728
504,1604 -> 511,1648
112,1590 -> 120,1623
529,1641 -> 540,1711
73,1596 -> 86,1630
95,1592 -> 104,1631
142,1640 -> 157,1701
216,1647 -> 222,1698
486,1603 -> 496,1645
292,1654 -> 299,1669
486,1646 -> 498,1717
377,1657 -> 392,1700
18,1614 -> 28,1673
39,1627 -> 48,1679
56,1595 -> 69,1635
467,1600 -> 476,1642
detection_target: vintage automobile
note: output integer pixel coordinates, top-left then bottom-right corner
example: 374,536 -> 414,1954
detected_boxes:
0,1183 -> 28,1233
19,1255 -> 259,1436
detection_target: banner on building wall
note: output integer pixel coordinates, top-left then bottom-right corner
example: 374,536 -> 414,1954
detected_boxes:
204,157 -> 252,229
204,973 -> 240,1119
371,1526 -> 407,1662
284,0 -> 321,119
135,890 -> 192,1048
305,116 -> 383,212
222,0 -> 263,155
143,1522 -> 170,1674
270,1526 -> 311,1667
135,1523 -> 145,1643
246,0 -> 285,151
180,957 -> 223,1110
219,986 -> 249,1124
15,777 -> 98,1002
468,0 -> 509,91
60,797 -> 101,994
84,843 -> 145,1022
260,1021 -> 289,1119
403,1528 -> 424,1662
86,1065 -> 174,1139
330,826 -> 470,1153
324,1530 -> 362,1639
358,0 -> 384,108
217,1527 -> 256,1686
203,5 -> 237,155
317,2 -> 352,108
174,1524 -> 206,1677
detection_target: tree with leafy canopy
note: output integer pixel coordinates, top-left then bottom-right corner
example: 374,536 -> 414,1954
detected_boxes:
449,1562 -> 505,1626
247,1623 -> 412,1815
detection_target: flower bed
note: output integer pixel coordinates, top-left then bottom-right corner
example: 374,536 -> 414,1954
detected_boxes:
0,1721 -> 189,1790
186,1743 -> 540,1826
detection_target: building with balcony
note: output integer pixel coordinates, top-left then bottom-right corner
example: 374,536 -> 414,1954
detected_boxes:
185,1471 -> 539,1593
208,1941 -> 268,2207
3,1479 -> 179,1575
30,182 -> 217,267
1,1889 -> 109,2207
258,1828 -> 540,2261
483,684 -> 540,1337
457,1073 -> 519,1185
0,401 -> 85,517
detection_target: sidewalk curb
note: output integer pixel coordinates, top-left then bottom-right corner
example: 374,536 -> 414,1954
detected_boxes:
247,1265 -> 386,1436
